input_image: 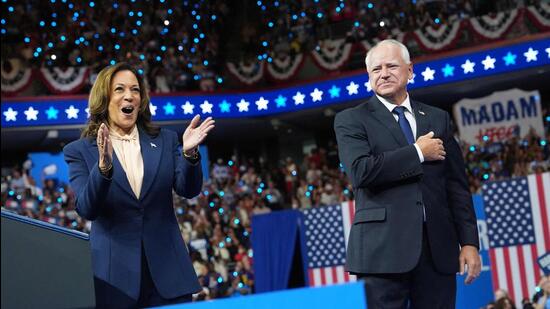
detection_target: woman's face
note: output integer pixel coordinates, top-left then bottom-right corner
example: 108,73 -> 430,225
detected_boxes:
107,70 -> 141,135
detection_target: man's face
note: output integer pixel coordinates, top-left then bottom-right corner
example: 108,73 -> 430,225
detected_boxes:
367,43 -> 412,103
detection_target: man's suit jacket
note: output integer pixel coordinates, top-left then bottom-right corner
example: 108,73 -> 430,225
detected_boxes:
64,127 -> 202,304
334,96 -> 479,275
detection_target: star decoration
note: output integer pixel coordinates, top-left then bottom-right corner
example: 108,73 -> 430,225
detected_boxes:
441,63 -> 455,77
364,81 -> 372,92
461,59 -> 475,74
546,47 -> 550,58
182,101 -> 195,114
219,100 -> 231,113
3,107 -> 18,121
275,95 -> 287,108
45,106 -> 59,120
237,99 -> 249,112
407,73 -> 416,84
523,47 -> 538,62
200,100 -> 213,114
255,97 -> 269,110
293,92 -> 305,105
346,81 -> 359,95
329,85 -> 341,97
310,88 -> 323,102
149,103 -> 157,116
85,108 -> 90,118
24,106 -> 39,121
163,102 -> 175,115
481,55 -> 496,70
65,105 -> 79,119
421,67 -> 435,81
503,52 -> 517,66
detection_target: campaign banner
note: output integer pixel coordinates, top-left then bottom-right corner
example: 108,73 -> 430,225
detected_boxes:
538,252 -> 550,275
453,88 -> 544,145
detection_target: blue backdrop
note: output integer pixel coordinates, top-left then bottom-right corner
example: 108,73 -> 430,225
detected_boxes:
456,194 -> 494,308
28,152 -> 70,188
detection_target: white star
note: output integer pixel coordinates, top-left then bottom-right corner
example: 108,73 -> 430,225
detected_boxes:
523,47 -> 538,62
310,88 -> 323,102
255,97 -> 269,110
421,67 -> 435,81
181,101 -> 195,114
346,81 -> 359,95
364,81 -> 372,92
200,100 -> 213,114
24,106 -> 39,121
65,105 -> 79,119
407,73 -> 416,84
149,103 -> 157,116
546,47 -> 550,58
293,92 -> 305,105
3,107 -> 18,121
461,59 -> 475,74
85,108 -> 90,118
236,99 -> 250,112
481,55 -> 496,70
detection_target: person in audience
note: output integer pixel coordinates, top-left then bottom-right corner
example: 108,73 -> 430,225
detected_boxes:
63,62 -> 214,308
534,275 -> 550,309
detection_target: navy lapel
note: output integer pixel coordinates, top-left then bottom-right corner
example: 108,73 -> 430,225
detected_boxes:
367,96 -> 409,147
87,138 -> 135,198
411,100 -> 432,138
138,127 -> 162,200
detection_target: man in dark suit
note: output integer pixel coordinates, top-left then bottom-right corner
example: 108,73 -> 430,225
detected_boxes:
334,40 -> 481,308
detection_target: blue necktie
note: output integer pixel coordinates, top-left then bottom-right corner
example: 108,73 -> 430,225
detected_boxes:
393,106 -> 415,145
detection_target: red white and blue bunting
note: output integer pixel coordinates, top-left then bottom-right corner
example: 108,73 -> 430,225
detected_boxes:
525,3 -> 550,31
3,38 -> 548,127
359,39 -> 376,53
1,59 -> 33,96
469,9 -> 520,40
0,8 -> 545,96
39,66 -> 89,94
226,60 -> 264,85
359,30 -> 406,53
266,53 -> 304,81
310,38 -> 354,71
412,20 -> 463,51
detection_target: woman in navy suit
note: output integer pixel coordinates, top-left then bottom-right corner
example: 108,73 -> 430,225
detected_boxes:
64,62 -> 215,308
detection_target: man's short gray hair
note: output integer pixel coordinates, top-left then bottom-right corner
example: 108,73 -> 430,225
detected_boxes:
365,39 -> 411,70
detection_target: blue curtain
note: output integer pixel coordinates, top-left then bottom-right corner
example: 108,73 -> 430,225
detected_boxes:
251,210 -> 304,293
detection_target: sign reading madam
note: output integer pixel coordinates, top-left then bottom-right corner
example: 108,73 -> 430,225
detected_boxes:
453,88 -> 544,145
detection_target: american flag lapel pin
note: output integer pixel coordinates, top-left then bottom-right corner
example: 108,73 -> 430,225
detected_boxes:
419,110 -> 425,115
150,142 -> 157,148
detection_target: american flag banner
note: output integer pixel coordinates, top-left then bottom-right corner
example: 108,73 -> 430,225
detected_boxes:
482,172 -> 550,307
303,201 -> 357,287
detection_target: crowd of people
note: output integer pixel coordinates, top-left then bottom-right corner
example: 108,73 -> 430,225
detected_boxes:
2,0 -> 548,305
2,110 -> 549,299
463,107 -> 550,193
255,0 -> 499,58
2,0 -> 230,92
483,275 -> 550,309
1,0 -> 538,92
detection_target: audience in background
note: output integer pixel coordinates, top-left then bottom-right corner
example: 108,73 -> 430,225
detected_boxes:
1,0 -> 540,92
2,110 -> 548,299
